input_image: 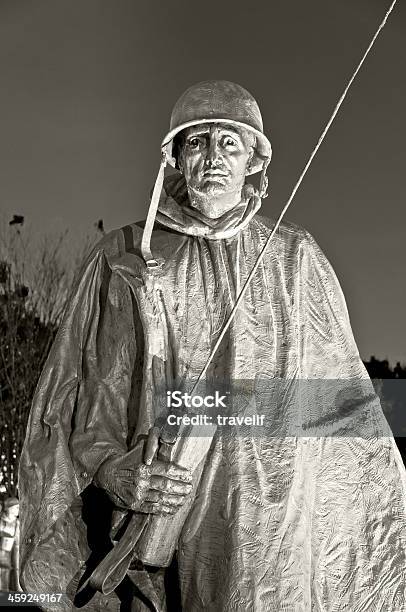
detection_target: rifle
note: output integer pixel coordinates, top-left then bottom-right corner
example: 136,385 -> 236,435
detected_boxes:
84,417 -> 216,595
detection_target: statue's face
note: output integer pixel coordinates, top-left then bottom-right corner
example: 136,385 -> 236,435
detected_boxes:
178,123 -> 255,213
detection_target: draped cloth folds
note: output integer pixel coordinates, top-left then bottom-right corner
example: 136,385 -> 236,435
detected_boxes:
19,177 -> 406,611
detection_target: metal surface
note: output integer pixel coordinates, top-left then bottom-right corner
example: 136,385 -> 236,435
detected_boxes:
18,174 -> 406,609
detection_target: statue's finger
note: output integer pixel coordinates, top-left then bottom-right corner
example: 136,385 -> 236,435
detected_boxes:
139,501 -> 177,515
158,493 -> 187,507
150,460 -> 193,481
138,501 -> 161,514
144,490 -> 161,503
149,475 -> 193,495
159,505 -> 178,515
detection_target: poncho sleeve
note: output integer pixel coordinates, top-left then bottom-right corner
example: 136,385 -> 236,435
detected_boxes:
18,231 -> 142,599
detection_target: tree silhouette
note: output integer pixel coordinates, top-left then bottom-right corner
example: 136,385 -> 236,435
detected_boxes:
0,219 -> 97,497
363,356 -> 406,465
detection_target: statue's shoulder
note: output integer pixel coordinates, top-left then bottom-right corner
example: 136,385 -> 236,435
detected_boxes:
253,214 -> 313,250
91,223 -> 145,262
90,221 -> 179,283
69,224 -> 148,288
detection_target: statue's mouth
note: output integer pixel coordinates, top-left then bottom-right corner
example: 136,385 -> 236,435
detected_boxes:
203,170 -> 228,179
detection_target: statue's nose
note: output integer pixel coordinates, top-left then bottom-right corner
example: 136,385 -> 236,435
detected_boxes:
205,138 -> 222,167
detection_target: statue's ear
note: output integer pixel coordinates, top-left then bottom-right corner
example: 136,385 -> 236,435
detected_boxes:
172,132 -> 185,173
245,151 -> 254,175
177,148 -> 184,174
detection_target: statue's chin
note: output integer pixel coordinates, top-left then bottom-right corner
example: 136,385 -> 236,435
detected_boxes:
188,185 -> 222,206
187,185 -> 242,219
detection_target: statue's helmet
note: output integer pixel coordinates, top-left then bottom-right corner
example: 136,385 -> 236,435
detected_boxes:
141,80 -> 272,267
162,80 -> 272,176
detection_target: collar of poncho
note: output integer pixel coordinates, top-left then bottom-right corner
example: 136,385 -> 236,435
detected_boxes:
155,174 -> 262,239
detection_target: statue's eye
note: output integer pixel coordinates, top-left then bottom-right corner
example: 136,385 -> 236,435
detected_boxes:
224,137 -> 237,147
188,138 -> 201,148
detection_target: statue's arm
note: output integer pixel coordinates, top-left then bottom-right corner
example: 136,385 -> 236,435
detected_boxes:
68,258 -> 193,514
68,260 -> 139,487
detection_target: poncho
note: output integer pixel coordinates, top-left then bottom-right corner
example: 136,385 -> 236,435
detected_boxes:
19,175 -> 406,611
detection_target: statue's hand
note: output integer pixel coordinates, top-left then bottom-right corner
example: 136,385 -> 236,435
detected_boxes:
94,449 -> 193,515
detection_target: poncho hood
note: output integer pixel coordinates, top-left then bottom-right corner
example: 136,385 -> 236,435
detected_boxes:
155,174 -> 262,239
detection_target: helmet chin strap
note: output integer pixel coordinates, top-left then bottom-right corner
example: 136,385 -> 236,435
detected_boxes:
141,149 -> 168,268
259,157 -> 271,199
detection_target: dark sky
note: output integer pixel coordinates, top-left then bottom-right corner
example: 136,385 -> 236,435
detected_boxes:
0,0 -> 404,362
